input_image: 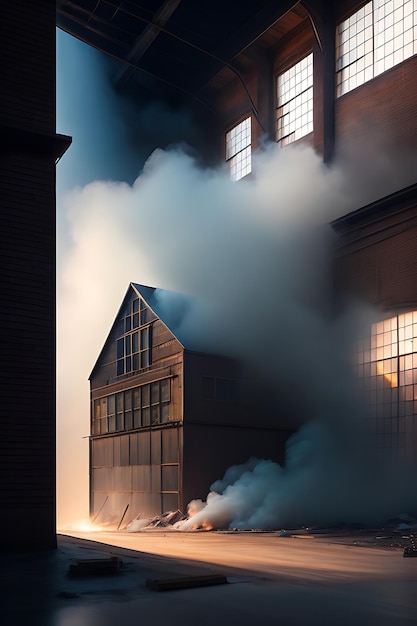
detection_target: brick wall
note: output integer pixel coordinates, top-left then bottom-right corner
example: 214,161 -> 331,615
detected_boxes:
335,56 -> 417,160
0,0 -> 66,552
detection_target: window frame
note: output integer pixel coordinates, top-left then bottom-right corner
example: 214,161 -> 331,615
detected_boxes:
275,52 -> 314,147
225,116 -> 252,181
92,378 -> 172,435
336,0 -> 417,97
116,296 -> 153,376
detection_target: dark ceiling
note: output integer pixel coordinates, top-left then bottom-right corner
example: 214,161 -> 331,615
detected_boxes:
56,0 -> 303,101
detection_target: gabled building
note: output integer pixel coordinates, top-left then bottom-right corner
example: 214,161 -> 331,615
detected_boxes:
89,283 -> 289,524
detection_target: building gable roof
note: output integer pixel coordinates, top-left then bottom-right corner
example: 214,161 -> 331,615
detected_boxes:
89,281 -> 202,379
131,281 -> 193,348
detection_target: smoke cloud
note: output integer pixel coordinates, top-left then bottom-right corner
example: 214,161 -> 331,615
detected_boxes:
179,423 -> 415,531
57,140 -> 417,529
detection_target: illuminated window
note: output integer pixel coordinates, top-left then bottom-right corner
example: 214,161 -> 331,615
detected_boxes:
116,297 -> 153,376
336,1 -> 417,97
276,53 -> 313,146
356,311 -> 417,460
225,117 -> 251,181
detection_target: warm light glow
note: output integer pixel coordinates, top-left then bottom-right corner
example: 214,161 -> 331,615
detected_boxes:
357,310 -> 417,457
60,518 -> 105,532
376,360 -> 398,387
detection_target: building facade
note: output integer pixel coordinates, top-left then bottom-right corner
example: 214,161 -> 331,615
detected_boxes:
204,0 -> 417,465
89,284 -> 289,524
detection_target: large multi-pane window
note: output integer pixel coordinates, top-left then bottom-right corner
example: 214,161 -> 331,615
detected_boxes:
356,311 -> 417,460
116,296 -> 153,375
276,53 -> 313,146
93,379 -> 171,435
225,117 -> 251,181
336,1 -> 417,97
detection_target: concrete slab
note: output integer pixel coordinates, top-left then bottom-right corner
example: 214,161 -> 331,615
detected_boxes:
1,531 -> 417,626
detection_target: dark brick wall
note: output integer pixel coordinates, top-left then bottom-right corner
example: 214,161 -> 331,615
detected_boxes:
334,199 -> 417,309
1,1 -> 55,135
0,0 -> 65,552
335,56 -> 417,160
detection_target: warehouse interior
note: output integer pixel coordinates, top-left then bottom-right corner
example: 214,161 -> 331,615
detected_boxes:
1,0 -> 417,551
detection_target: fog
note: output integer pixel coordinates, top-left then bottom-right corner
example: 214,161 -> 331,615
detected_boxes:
57,139 -> 417,529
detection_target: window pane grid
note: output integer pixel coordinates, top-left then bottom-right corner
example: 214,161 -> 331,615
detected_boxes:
229,146 -> 251,181
225,117 -> 251,181
336,1 -> 417,96
92,379 -> 172,434
117,297 -> 153,376
276,53 -> 313,146
356,311 -> 417,460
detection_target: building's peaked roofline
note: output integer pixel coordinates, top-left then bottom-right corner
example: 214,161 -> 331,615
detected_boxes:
130,281 -> 187,349
89,281 -> 201,380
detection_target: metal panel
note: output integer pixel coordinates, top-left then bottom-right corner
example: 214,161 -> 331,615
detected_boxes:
138,431 -> 151,464
92,492 -> 108,519
93,468 -> 112,491
161,464 -> 178,491
161,427 -> 180,463
113,436 -> 121,466
92,439 -> 113,467
113,466 -> 131,491
148,492 -> 162,513
92,439 -> 105,467
105,439 -> 114,467
151,429 -> 161,464
113,492 -> 131,525
129,433 -> 139,465
162,493 -> 179,512
151,465 -> 161,492
131,465 -> 151,491
120,434 -> 130,466
130,491 -> 159,519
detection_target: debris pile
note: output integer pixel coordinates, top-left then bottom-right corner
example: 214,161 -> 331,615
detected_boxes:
403,535 -> 417,557
126,510 -> 188,532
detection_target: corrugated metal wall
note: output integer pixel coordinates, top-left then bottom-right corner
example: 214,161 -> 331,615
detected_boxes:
91,426 -> 181,524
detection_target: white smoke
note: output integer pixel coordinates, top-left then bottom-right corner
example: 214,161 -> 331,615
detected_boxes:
179,422 -> 416,531
57,140 -> 416,528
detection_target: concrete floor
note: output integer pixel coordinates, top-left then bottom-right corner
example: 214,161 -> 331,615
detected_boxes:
2,530 -> 417,626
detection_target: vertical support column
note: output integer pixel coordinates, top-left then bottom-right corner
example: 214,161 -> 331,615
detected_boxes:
307,0 -> 336,164
0,0 -> 70,552
322,4 -> 336,164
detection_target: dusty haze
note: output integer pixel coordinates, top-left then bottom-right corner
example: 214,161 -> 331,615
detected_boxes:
57,141 -> 417,529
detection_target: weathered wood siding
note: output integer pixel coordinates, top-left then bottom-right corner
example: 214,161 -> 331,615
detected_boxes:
90,296 -> 185,523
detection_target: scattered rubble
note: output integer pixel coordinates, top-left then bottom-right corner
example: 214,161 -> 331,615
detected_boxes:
403,535 -> 417,557
126,509 -> 188,532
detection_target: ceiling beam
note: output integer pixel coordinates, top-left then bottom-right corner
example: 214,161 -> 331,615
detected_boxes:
213,0 -> 300,61
116,0 -> 182,87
